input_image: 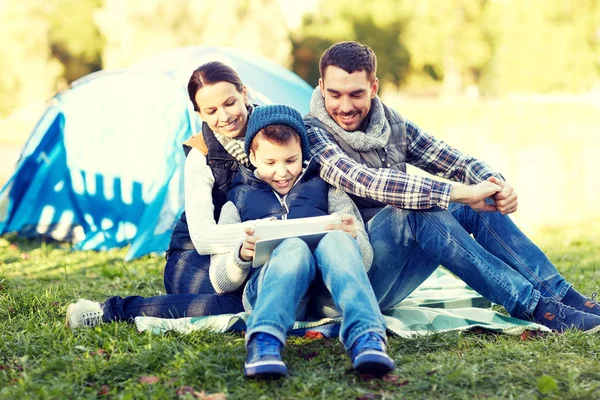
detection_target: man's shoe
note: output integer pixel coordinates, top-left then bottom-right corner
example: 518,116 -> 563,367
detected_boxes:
533,297 -> 600,333
572,292 -> 600,317
66,299 -> 104,329
349,332 -> 395,376
244,333 -> 287,379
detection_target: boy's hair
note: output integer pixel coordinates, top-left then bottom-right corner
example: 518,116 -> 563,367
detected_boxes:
187,61 -> 245,112
250,124 -> 301,153
244,104 -> 310,160
319,41 -> 377,83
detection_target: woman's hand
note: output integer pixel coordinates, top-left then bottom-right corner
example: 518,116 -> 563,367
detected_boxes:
326,214 -> 357,238
239,226 -> 257,262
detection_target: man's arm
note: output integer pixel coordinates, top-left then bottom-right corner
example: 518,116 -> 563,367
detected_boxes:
308,122 -> 512,212
308,124 -> 453,209
405,120 -> 503,185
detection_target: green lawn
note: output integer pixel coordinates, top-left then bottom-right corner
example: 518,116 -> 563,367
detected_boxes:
1,220 -> 600,399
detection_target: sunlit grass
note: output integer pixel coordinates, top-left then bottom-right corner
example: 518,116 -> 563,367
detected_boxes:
1,219 -> 600,399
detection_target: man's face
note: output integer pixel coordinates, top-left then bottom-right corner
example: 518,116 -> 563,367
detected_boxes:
319,66 -> 379,132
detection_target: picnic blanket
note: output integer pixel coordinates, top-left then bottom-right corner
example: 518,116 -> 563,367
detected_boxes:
135,268 -> 550,338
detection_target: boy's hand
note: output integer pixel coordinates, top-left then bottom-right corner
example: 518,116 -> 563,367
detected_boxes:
326,214 -> 357,238
239,226 -> 257,262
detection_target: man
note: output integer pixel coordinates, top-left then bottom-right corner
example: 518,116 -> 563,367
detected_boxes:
304,41 -> 600,333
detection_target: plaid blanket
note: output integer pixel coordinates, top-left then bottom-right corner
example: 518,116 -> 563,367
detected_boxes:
135,268 -> 549,337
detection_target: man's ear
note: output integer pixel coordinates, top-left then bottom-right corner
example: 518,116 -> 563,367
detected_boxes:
318,78 -> 325,97
370,77 -> 379,99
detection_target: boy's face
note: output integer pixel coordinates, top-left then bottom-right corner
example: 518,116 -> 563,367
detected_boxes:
319,65 -> 378,132
249,135 -> 303,196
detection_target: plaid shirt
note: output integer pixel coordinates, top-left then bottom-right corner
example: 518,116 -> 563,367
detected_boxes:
307,118 -> 503,210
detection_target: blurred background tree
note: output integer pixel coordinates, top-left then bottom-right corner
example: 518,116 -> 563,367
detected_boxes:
95,0 -> 291,69
1,0 -> 599,117
291,0 -> 410,89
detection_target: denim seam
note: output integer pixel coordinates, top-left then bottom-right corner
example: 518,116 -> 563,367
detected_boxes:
421,211 -> 520,311
476,210 -> 566,301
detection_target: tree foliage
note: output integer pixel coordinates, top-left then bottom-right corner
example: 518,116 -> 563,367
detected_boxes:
291,0 -> 410,89
95,0 -> 292,69
0,1 -> 63,116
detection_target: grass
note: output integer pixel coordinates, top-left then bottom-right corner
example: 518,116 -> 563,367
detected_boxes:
1,220 -> 600,399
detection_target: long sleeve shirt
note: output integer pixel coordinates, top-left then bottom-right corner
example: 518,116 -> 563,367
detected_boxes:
307,119 -> 503,210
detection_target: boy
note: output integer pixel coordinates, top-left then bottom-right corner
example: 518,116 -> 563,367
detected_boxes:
209,104 -> 395,378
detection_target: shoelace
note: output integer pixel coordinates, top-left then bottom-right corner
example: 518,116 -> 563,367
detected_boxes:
256,335 -> 281,356
82,311 -> 103,327
354,333 -> 384,351
590,292 -> 600,309
542,297 -> 567,321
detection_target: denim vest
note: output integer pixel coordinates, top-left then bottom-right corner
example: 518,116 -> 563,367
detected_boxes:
305,103 -> 407,222
228,160 -> 329,222
166,123 -> 240,256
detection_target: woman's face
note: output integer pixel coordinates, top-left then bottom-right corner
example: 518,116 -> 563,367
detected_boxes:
195,82 -> 249,138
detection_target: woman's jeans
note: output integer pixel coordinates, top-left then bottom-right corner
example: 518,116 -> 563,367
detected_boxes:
243,231 -> 386,351
367,204 -> 571,319
102,250 -> 244,322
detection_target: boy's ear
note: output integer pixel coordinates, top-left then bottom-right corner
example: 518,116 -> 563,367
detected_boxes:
249,150 -> 256,166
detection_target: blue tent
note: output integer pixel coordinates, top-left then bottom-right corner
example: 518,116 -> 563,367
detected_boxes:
0,46 -> 313,260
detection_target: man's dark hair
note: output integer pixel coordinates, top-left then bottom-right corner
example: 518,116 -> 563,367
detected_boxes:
187,61 -> 245,112
319,41 -> 377,82
251,124 -> 300,153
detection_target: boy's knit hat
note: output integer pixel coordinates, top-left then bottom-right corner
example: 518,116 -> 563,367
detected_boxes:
244,104 -> 310,160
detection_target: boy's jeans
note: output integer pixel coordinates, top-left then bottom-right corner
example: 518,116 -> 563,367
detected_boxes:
244,230 -> 386,351
367,204 -> 571,319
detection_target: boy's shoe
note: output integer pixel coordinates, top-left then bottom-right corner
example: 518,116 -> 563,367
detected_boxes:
244,333 -> 287,379
533,297 -> 600,333
349,332 -> 395,376
66,299 -> 104,329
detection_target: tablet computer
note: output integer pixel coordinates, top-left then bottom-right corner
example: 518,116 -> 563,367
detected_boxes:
252,215 -> 341,268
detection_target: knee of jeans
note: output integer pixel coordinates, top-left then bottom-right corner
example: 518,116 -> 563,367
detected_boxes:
276,237 -> 310,254
320,230 -> 349,245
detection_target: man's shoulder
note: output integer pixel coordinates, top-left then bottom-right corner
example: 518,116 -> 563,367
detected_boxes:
303,113 -> 328,131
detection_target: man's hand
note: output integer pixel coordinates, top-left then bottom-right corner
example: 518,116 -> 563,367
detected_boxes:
450,181 -> 501,212
239,226 -> 257,262
325,214 -> 357,238
488,177 -> 518,214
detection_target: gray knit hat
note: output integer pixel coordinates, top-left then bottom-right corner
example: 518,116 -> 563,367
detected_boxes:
244,104 -> 310,160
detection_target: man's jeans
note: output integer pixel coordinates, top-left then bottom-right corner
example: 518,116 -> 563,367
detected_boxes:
367,204 -> 571,319
102,249 -> 244,322
244,230 -> 386,351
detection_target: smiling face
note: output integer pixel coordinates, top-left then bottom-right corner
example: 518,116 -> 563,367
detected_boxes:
249,131 -> 303,196
319,65 -> 379,132
195,81 -> 249,138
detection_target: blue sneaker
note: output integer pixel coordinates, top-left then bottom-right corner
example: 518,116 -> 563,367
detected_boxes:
533,297 -> 600,333
244,333 -> 287,379
349,332 -> 395,376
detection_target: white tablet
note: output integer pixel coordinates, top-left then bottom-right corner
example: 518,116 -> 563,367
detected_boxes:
252,215 -> 341,268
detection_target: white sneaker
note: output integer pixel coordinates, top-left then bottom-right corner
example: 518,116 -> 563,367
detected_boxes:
66,299 -> 104,329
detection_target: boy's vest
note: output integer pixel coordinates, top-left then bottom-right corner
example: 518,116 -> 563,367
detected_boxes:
305,103 -> 407,222
228,160 -> 329,222
166,123 -> 241,256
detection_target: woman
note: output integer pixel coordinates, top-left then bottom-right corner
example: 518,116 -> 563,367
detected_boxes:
66,61 -> 257,327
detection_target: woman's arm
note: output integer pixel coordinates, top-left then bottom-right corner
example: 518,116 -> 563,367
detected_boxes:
184,148 -> 252,254
209,201 -> 252,294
